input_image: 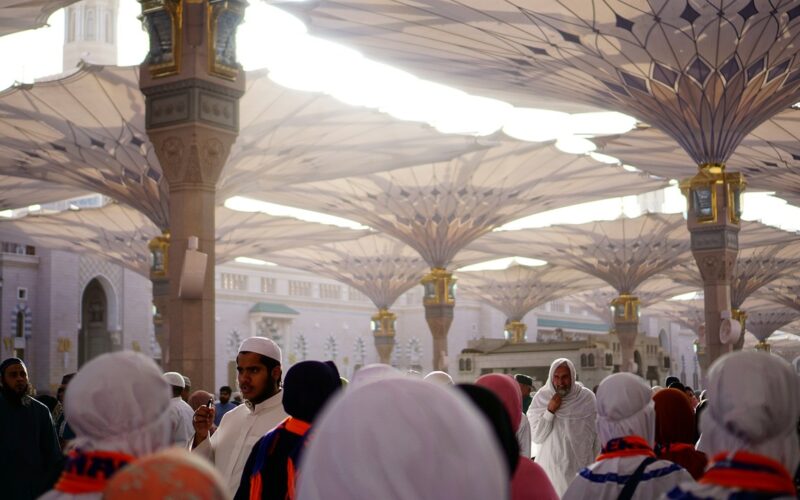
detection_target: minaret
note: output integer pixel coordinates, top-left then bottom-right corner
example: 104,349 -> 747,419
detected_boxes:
63,0 -> 119,70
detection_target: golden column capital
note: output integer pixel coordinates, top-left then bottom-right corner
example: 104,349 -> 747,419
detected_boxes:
421,267 -> 456,306
610,294 -> 640,325
504,320 -> 527,343
148,230 -> 171,278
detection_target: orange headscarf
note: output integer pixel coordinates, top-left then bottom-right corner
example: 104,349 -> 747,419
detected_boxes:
103,448 -> 227,500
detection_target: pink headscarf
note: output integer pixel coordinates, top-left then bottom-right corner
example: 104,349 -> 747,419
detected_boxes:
476,374 -> 521,430
476,374 -> 558,500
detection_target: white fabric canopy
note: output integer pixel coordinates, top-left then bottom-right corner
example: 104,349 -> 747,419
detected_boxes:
472,213 -> 691,294
0,0 -> 76,36
0,64 -> 486,229
284,0 -> 800,166
266,233 -> 488,310
458,264 -> 602,321
0,202 -> 363,275
267,141 -> 666,268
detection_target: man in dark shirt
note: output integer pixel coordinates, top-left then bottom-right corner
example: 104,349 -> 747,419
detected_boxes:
0,358 -> 62,499
214,385 -> 237,426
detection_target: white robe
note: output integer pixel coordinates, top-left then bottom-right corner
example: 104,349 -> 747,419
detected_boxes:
190,391 -> 287,496
562,455 -> 692,500
528,358 -> 599,496
167,397 -> 194,447
516,412 -> 531,458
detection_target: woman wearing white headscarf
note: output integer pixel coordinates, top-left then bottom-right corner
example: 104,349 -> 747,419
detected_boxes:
527,358 -> 598,495
562,372 -> 692,500
296,377 -> 509,500
40,351 -> 173,500
349,363 -> 403,388
665,351 -> 800,499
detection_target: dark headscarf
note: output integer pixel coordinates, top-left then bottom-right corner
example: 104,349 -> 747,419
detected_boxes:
282,361 -> 341,422
653,388 -> 695,446
457,384 -> 519,478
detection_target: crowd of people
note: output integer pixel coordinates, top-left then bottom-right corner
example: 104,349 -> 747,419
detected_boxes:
1,336 -> 798,500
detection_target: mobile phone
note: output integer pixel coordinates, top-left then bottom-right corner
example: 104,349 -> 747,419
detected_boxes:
206,398 -> 213,409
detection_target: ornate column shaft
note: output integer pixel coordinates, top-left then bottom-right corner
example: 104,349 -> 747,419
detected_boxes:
611,294 -> 639,373
371,308 -> 396,364
504,320 -> 527,343
680,164 -> 744,368
139,0 -> 246,391
421,268 -> 456,372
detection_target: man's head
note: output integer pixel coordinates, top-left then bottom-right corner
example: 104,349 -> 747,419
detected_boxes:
513,374 -> 534,398
188,390 -> 214,412
236,336 -> 282,405
218,386 -> 232,404
163,372 -> 185,398
1,358 -> 30,400
552,362 -> 572,397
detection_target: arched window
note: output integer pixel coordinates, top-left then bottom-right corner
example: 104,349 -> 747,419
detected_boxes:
587,353 -> 595,367
605,353 -> 613,366
459,359 -> 465,371
580,353 -> 587,367
465,358 -> 472,371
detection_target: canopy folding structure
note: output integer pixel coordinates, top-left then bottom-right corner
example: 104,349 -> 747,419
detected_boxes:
282,0 -> 800,366
0,63 -> 487,229
267,233 -> 488,363
457,263 -> 602,342
745,307 -> 800,350
569,278 -> 697,330
470,213 -> 693,371
0,202 -> 364,275
0,0 -> 76,37
599,109 -> 800,206
267,141 -> 665,370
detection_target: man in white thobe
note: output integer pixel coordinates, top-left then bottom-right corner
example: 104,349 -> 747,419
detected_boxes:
163,371 -> 194,447
190,337 -> 288,496
528,357 -> 599,495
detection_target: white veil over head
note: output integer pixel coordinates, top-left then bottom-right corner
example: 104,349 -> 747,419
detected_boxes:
697,351 -> 800,473
65,351 -> 172,457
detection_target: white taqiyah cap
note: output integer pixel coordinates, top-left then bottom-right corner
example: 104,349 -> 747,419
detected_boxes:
163,371 -> 185,388
238,336 -> 282,364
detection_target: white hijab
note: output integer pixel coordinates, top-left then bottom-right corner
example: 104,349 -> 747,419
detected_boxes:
350,363 -> 403,388
65,351 -> 172,456
595,372 -> 655,446
296,377 -> 508,500
530,358 -> 596,421
697,351 -> 800,473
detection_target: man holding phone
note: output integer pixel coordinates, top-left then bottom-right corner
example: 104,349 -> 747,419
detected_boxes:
190,337 -> 288,496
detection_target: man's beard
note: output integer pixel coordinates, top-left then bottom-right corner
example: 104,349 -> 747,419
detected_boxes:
556,386 -> 570,397
1,382 -> 32,404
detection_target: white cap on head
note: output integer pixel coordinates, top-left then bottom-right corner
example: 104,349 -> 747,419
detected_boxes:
163,371 -> 185,388
238,336 -> 282,364
182,375 -> 191,387
424,371 -> 454,386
